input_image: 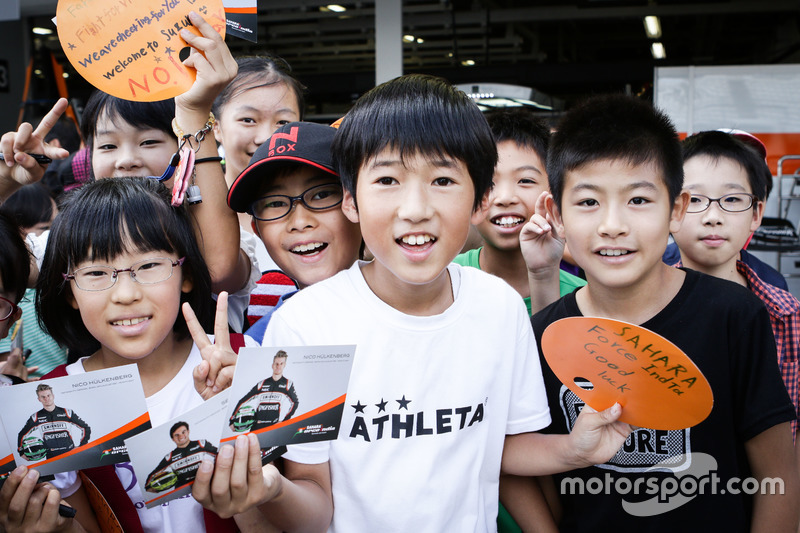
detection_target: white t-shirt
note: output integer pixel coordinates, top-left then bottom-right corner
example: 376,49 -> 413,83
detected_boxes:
264,262 -> 551,533
52,335 -> 256,533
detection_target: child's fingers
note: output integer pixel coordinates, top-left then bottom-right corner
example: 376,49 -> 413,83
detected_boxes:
193,360 -> 210,398
534,190 -> 550,218
213,292 -> 231,350
228,435 -> 250,503
6,469 -> 38,524
212,365 -> 235,394
182,302 -> 211,351
209,444 -> 235,509
191,459 -> 215,504
31,98 -> 69,141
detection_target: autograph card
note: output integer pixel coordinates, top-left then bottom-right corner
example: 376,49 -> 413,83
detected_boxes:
0,418 -> 16,484
125,393 -> 226,508
223,345 -> 356,448
0,365 -> 150,476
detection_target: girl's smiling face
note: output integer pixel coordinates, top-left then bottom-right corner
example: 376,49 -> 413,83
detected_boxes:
66,248 -> 192,364
91,110 -> 178,180
215,81 -> 301,182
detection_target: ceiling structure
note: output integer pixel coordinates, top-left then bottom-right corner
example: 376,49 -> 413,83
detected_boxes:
23,0 -> 800,119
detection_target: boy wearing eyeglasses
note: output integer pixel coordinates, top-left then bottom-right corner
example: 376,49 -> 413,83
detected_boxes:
227,121 -> 362,344
671,130 -> 800,453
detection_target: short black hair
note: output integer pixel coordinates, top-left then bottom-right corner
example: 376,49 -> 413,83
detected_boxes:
681,130 -> 772,201
548,94 -> 683,207
81,91 -> 174,179
332,74 -> 496,210
213,55 -> 306,120
485,108 -> 550,165
36,178 -> 214,355
0,183 -> 54,229
170,421 -> 189,438
0,211 -> 31,304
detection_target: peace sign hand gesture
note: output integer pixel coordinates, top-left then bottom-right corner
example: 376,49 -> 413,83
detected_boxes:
183,292 -> 238,400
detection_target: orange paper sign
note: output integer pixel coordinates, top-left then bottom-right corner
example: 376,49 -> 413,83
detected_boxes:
57,0 -> 226,102
541,317 -> 713,430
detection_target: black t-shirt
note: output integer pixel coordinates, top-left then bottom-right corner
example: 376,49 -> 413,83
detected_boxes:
531,269 -> 795,532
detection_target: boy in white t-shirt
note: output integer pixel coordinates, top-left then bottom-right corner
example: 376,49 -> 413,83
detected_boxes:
192,74 -> 633,533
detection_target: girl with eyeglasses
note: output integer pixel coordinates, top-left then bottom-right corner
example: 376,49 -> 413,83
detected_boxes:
0,177 -> 267,533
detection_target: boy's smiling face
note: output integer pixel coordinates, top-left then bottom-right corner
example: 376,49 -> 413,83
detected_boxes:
671,155 -> 763,276
343,148 -> 483,312
477,140 -> 548,251
254,166 -> 362,289
551,158 -> 687,295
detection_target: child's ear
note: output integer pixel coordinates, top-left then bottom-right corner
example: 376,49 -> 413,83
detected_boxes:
668,190 -> 691,234
470,191 -> 491,225
181,275 -> 193,294
212,120 -> 223,144
342,189 -> 359,223
251,217 -> 260,237
749,199 -> 765,233
67,290 -> 79,310
9,306 -> 22,325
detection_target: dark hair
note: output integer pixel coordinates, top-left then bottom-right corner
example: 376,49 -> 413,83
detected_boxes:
0,211 -> 31,304
170,421 -> 189,437
681,130 -> 772,201
332,74 -> 496,210
36,178 -> 214,354
548,94 -> 683,207
81,91 -> 175,179
213,55 -> 306,120
485,108 -> 550,165
0,183 -> 54,230
36,383 -> 52,394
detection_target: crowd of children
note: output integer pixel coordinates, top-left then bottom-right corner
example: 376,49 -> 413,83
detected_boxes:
0,8 -> 797,533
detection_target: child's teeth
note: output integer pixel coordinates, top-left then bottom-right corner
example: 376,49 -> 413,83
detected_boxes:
600,249 -> 628,256
493,216 -> 523,227
402,235 -> 433,245
292,242 -> 324,253
114,317 -> 147,326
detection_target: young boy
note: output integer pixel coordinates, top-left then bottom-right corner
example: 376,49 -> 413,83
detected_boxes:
226,121 -> 363,344
193,75 -> 634,532
453,108 -> 585,316
670,130 -> 800,448
528,94 -> 799,531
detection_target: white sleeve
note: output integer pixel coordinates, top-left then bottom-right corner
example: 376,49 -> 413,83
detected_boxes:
506,302 -> 551,435
283,441 -> 330,465
25,230 -> 49,270
215,229 -> 261,332
49,470 -> 81,498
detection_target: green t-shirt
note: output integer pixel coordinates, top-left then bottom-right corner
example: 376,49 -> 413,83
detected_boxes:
453,247 -> 585,316
453,247 -> 586,533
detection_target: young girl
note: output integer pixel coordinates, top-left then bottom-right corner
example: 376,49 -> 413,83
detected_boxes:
0,177 -> 265,533
212,55 -> 307,318
77,12 -> 257,333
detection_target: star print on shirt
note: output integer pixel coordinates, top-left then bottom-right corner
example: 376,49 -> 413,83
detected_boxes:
351,401 -> 366,413
396,395 -> 411,410
375,399 -> 388,412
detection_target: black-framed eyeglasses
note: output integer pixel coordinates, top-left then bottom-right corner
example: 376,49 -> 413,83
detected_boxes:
63,257 -> 185,291
687,193 -> 755,213
0,296 -> 18,322
250,183 -> 344,222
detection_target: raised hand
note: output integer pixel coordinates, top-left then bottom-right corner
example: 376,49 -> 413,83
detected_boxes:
175,11 -> 238,115
183,292 -> 237,400
519,191 -> 565,275
0,98 -> 70,201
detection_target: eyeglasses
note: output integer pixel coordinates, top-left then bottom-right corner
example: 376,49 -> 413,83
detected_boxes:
63,257 -> 185,291
250,183 -> 344,222
0,296 -> 18,321
686,193 -> 755,213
